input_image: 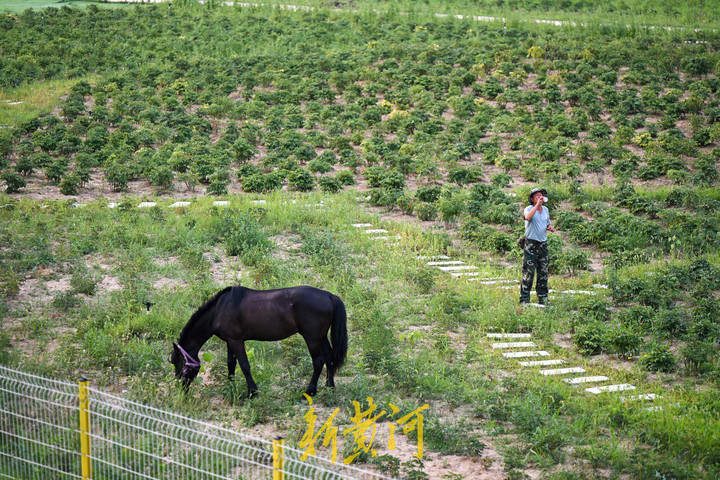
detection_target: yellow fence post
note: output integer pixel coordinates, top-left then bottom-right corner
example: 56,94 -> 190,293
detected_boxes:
78,377 -> 92,480
272,436 -> 285,480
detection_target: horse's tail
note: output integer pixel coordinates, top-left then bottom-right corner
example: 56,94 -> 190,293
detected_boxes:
329,295 -> 348,375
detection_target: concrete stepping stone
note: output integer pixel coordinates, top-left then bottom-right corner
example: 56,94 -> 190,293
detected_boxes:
72,203 -> 86,208
487,333 -> 532,338
540,367 -> 586,376
585,384 -> 636,394
564,376 -> 609,385
364,229 -> 388,234
108,202 -> 120,208
524,303 -> 546,308
138,202 -> 157,208
492,342 -> 536,349
593,284 -> 609,289
352,223 -> 373,228
558,290 -> 597,295
417,255 -> 450,260
503,351 -> 550,358
213,201 -> 229,206
452,272 -> 481,277
437,265 -> 478,271
168,201 -> 191,208
478,279 -> 517,285
251,199 -> 267,204
621,393 -> 660,402
371,235 -> 400,240
519,359 -> 564,367
427,261 -> 465,266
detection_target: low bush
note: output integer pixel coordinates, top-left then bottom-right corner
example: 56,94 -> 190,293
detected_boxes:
288,168 -> 315,192
639,342 -> 676,372
573,321 -> 606,355
318,175 -> 341,193
605,324 -> 643,358
414,202 -> 437,221
242,172 -> 283,193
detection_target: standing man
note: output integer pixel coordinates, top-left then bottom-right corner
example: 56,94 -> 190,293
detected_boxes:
520,188 -> 555,305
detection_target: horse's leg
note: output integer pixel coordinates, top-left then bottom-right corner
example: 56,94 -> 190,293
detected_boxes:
321,337 -> 335,388
304,337 -> 326,397
226,343 -> 237,380
227,339 -> 259,398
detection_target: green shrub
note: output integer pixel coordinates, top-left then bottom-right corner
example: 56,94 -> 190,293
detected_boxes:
307,158 -> 334,174
415,185 -> 442,203
438,192 -> 466,224
574,321 -> 606,355
639,342 -> 676,372
15,156 -> 36,176
460,219 -> 514,253
605,324 -> 643,358
680,341 -> 717,374
148,165 -> 175,191
448,165 -> 482,185
369,188 -> 400,209
318,175 -> 341,193
242,172 -> 283,193
335,170 -> 356,186
490,172 -> 512,188
415,202 -> 437,221
45,158 -> 70,184
59,172 -> 82,195
288,168 -> 316,192
105,157 -> 133,192
2,171 -> 27,193
652,308 -> 688,338
396,194 -> 414,215
206,169 -> 230,195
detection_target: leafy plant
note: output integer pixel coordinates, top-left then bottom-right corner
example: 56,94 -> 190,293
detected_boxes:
288,168 -> 315,192
639,342 -> 676,372
573,321 -> 606,355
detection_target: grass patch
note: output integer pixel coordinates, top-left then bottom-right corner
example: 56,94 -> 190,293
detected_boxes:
0,77 -> 97,127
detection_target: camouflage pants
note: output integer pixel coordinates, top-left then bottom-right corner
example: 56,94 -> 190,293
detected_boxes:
520,239 -> 549,303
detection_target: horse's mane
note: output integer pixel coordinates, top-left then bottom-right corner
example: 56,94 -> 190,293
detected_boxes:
178,286 -> 234,341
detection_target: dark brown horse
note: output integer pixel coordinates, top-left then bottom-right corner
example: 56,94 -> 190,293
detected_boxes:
171,285 -> 348,397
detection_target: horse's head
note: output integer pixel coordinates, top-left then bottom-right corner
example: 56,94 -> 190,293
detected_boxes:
171,343 -> 201,389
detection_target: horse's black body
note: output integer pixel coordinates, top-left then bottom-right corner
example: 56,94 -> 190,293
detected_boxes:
171,285 -> 348,397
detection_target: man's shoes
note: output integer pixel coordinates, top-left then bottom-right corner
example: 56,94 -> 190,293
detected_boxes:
538,296 -> 549,306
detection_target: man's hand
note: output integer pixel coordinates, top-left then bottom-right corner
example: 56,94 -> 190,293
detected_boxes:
547,225 -> 556,233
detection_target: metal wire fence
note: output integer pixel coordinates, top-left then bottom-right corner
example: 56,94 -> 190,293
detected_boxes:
0,365 -> 395,480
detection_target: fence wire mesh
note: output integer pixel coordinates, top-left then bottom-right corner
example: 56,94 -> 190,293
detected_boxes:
0,366 -> 395,480
0,365 -> 81,480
